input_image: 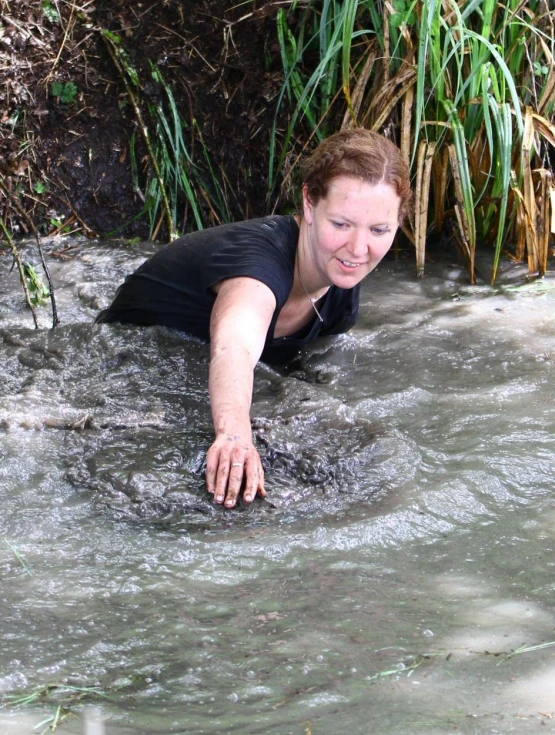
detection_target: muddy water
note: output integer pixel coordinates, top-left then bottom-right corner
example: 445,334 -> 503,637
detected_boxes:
2,239 -> 555,734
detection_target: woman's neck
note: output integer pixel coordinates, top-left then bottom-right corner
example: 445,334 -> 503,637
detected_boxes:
295,216 -> 329,300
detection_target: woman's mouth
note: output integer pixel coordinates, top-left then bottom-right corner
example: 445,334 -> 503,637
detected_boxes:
337,258 -> 364,269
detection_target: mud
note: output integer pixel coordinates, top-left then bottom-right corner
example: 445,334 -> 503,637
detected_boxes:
0,1 -> 286,237
1,320 -> 418,527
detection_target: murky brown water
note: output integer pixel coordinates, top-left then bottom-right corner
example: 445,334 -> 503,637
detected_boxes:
2,239 -> 555,734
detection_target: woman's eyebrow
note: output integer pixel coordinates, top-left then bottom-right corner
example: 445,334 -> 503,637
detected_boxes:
327,212 -> 356,224
328,212 -> 393,227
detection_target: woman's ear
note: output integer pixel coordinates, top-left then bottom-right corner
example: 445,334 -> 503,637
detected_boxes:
302,184 -> 315,225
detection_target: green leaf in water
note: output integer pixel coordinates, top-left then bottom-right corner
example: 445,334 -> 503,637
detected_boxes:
22,263 -> 50,307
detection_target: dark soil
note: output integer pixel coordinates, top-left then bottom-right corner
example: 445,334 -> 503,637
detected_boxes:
0,0 -> 289,239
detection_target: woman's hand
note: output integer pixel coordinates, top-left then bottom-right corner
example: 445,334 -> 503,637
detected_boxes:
206,434 -> 266,508
206,276 -> 276,509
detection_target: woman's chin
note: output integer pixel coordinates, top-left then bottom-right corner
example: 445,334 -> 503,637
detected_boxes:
330,264 -> 369,288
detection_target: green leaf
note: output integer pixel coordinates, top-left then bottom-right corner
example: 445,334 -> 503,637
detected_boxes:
101,29 -> 122,44
60,81 -> 78,104
41,0 -> 60,23
391,9 -> 417,29
51,81 -> 78,104
50,81 -> 64,97
22,263 -> 49,307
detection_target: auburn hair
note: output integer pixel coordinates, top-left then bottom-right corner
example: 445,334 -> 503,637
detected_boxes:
302,128 -> 412,223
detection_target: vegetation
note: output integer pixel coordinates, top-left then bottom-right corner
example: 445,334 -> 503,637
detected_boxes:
100,29 -> 234,240
1,0 -> 555,327
271,0 -> 555,283
3,681 -> 111,733
0,181 -> 58,327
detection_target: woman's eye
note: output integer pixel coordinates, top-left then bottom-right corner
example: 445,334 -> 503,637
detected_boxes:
332,221 -> 347,229
372,227 -> 389,235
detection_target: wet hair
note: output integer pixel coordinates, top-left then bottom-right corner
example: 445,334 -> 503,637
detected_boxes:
302,128 -> 412,224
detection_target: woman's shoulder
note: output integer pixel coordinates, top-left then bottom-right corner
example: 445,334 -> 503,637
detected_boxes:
173,214 -> 299,249
161,216 -> 300,279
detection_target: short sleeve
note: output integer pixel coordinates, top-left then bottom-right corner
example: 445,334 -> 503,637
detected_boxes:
200,216 -> 298,310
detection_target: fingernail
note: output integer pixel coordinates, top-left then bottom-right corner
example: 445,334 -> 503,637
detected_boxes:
245,494 -> 253,502
225,500 -> 235,508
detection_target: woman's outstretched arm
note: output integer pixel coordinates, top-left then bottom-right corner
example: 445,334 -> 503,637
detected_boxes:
206,277 -> 276,508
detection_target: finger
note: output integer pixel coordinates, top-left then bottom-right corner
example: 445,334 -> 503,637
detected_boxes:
242,457 -> 259,503
223,461 -> 245,508
257,462 -> 267,498
214,459 -> 233,504
205,447 -> 219,494
243,455 -> 266,502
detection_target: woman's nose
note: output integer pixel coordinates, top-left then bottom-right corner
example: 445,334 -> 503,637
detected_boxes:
347,230 -> 368,257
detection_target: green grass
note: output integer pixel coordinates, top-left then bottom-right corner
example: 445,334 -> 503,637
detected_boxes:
94,1 -> 555,282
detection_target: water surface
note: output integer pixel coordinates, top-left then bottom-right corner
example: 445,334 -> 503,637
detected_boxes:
1,240 -> 555,734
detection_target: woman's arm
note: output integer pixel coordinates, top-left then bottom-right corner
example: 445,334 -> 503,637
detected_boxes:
205,277 -> 277,508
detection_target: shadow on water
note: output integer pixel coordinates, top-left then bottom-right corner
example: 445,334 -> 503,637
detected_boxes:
3,240 -> 555,733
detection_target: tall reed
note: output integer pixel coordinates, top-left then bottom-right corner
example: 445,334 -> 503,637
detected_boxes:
271,0 -> 555,283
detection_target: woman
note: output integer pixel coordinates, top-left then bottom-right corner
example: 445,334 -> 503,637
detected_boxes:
96,128 -> 412,509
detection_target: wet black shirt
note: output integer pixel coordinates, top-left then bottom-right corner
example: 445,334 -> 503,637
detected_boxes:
96,215 -> 360,362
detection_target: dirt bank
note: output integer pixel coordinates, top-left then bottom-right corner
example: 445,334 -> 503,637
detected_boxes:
0,0 -> 287,239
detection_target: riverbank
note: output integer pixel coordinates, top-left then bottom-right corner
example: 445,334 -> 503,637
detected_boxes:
1,1 -> 283,238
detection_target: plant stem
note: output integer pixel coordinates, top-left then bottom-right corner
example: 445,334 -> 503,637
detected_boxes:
0,180 -> 59,327
0,219 -> 40,328
101,30 -> 176,240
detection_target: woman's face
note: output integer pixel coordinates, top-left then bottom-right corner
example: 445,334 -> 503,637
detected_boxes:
302,176 -> 401,289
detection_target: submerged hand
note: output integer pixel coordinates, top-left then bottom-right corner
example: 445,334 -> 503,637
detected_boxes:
206,434 -> 266,509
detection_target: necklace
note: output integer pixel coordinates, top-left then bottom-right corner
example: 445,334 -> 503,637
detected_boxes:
296,253 -> 325,323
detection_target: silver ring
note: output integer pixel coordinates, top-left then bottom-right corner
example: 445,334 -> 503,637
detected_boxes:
231,462 -> 243,468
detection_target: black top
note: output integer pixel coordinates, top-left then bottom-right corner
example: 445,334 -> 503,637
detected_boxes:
96,215 -> 360,362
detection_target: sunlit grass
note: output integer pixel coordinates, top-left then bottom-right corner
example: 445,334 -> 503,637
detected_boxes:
498,639 -> 555,663
3,682 -> 111,734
